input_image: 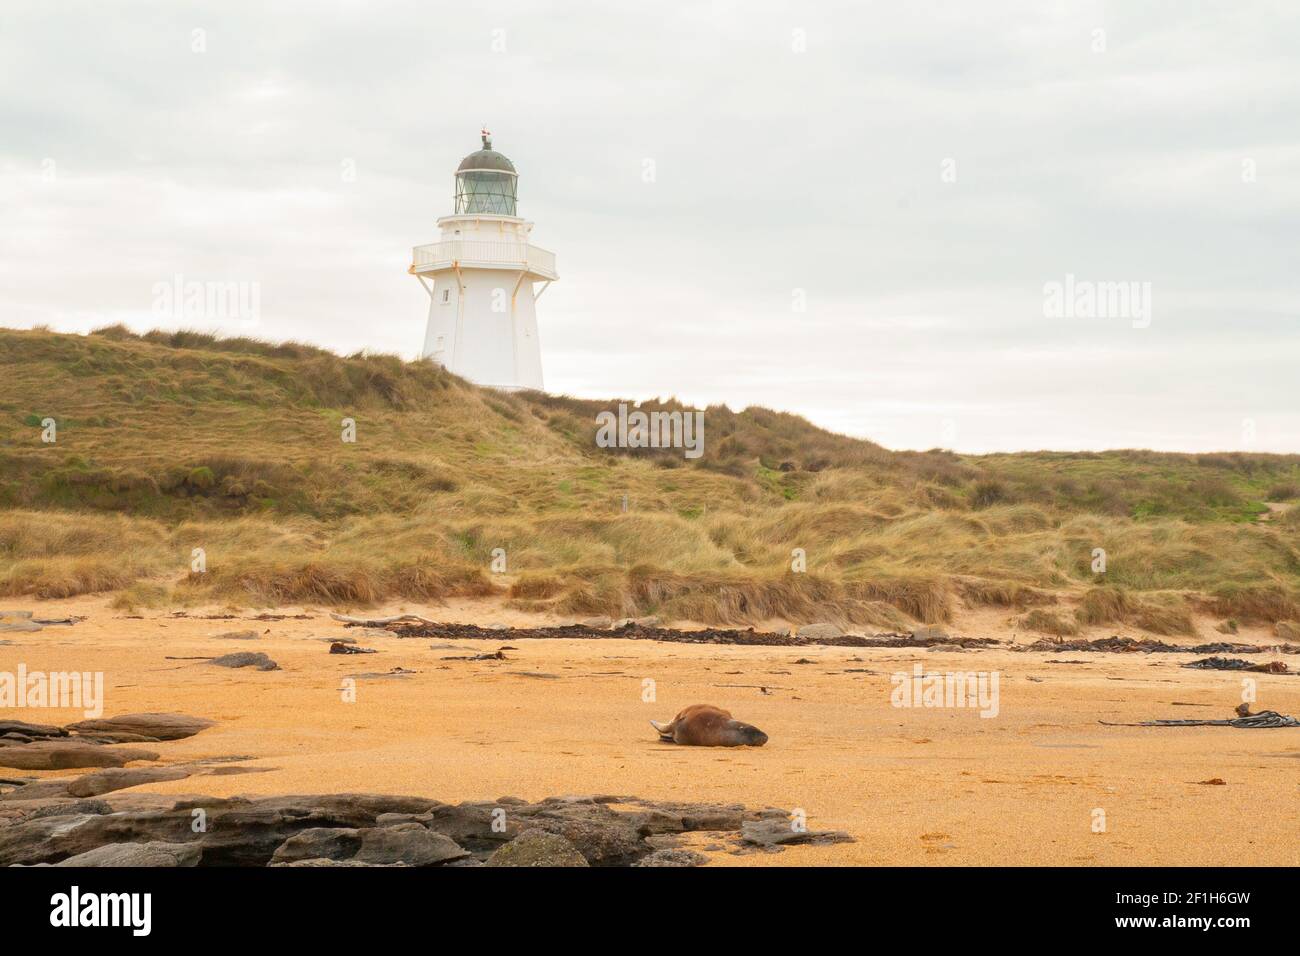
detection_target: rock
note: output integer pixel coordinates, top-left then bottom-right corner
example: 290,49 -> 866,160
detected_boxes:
0,792 -> 828,868
0,778 -> 74,802
209,652 -> 279,670
0,741 -> 159,771
212,630 -> 260,641
270,827 -> 363,864
354,823 -> 469,866
0,813 -> 105,863
66,767 -> 192,798
53,841 -> 201,867
486,828 -> 589,867
1276,621 -> 1300,642
634,848 -> 707,867
0,793 -> 441,867
74,732 -> 166,744
28,799 -> 114,820
910,624 -> 950,642
0,720 -> 68,739
374,811 -> 437,827
740,819 -> 855,848
0,611 -> 42,633
579,616 -> 613,629
636,802 -> 745,832
526,808 -> 644,865
66,713 -> 215,741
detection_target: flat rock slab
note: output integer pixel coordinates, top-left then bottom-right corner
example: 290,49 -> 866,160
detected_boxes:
0,740 -> 159,771
0,720 -> 68,739
740,819 -> 856,847
53,841 -> 201,867
67,713 -> 215,741
67,767 -> 192,798
0,620 -> 43,633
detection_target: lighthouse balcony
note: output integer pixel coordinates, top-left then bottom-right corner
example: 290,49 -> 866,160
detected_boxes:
411,239 -> 558,281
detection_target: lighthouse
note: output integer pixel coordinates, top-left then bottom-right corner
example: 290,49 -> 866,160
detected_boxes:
411,129 -> 557,391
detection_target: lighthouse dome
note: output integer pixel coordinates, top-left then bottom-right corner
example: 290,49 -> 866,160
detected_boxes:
457,147 -> 516,174
455,130 -> 518,215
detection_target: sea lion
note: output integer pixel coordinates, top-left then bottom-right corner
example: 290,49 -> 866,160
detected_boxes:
650,704 -> 768,747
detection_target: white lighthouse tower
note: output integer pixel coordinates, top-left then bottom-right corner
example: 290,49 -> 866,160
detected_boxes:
410,129 -> 557,391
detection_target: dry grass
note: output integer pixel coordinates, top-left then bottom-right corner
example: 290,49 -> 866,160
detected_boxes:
2,325 -> 1299,629
1073,586 -> 1195,636
1018,608 -> 1080,637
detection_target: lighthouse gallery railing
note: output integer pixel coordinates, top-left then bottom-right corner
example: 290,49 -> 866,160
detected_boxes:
411,240 -> 557,279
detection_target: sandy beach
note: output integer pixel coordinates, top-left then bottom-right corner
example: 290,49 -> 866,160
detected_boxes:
4,595 -> 1297,866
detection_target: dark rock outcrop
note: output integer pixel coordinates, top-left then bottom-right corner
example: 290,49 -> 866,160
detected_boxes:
0,791 -> 853,867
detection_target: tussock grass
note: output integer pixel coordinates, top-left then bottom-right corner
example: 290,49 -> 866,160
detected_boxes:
1074,586 -> 1195,636
1018,608 -> 1080,636
1203,584 -> 1300,625
2,326 -> 1299,628
957,578 -> 1056,609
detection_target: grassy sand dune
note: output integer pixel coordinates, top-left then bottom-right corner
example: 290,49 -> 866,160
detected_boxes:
2,325 -> 1299,636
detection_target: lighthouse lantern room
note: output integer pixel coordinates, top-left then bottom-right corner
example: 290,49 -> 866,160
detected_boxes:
411,129 -> 557,391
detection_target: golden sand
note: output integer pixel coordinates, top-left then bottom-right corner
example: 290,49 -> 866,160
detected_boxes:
3,596 -> 1298,866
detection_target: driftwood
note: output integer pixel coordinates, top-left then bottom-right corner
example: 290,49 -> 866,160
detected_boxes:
330,613 -> 439,627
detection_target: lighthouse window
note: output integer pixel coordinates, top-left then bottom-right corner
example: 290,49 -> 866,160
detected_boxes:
442,289 -> 450,303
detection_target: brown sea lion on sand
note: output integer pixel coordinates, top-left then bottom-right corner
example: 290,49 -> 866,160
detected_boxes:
650,704 -> 768,747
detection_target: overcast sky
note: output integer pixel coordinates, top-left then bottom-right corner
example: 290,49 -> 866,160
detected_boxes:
2,1 -> 1297,453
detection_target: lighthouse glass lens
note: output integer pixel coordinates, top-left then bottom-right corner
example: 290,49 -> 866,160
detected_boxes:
456,171 -> 517,215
